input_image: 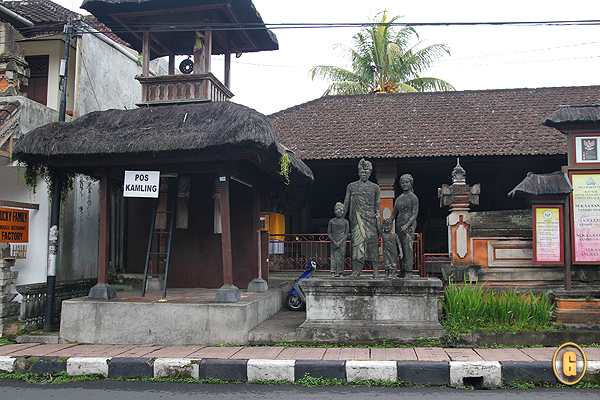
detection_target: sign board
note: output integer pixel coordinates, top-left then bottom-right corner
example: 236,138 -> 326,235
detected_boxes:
123,171 -> 160,198
0,207 -> 29,243
570,172 -> 600,264
533,205 -> 563,265
573,134 -> 600,166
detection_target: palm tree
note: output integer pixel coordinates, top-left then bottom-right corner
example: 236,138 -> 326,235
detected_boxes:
310,11 -> 454,95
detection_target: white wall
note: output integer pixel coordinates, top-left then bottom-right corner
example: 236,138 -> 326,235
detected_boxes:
19,37 -> 76,112
0,159 -> 50,287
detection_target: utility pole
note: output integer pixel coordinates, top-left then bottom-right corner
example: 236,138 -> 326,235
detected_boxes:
44,17 -> 72,332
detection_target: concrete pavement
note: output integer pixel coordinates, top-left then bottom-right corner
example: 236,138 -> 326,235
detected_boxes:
1,342 -> 600,387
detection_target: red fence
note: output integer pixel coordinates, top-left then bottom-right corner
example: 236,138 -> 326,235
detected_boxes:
268,233 -> 447,277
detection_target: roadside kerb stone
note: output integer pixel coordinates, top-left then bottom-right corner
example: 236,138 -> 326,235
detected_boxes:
582,361 -> 600,384
108,358 -> 153,379
247,359 -> 295,382
153,358 -> 199,378
295,360 -> 346,381
199,359 -> 247,382
501,361 -> 556,386
346,361 -> 397,383
67,357 -> 110,378
450,361 -> 502,389
26,357 -> 67,376
397,361 -> 449,386
0,356 -> 15,372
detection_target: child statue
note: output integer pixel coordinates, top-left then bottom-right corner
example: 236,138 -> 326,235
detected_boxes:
382,218 -> 403,279
327,202 -> 349,277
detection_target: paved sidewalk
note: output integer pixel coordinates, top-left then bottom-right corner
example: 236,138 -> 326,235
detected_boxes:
2,342 -> 600,361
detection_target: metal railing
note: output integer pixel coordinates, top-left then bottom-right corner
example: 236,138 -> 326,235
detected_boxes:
268,233 -> 427,274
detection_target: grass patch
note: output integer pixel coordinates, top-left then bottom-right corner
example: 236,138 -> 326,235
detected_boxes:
0,371 -> 99,384
296,373 -> 344,387
441,280 -> 556,339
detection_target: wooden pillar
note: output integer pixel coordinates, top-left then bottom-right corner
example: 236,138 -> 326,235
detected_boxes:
88,174 -> 116,299
224,50 -> 231,89
247,185 -> 268,292
168,54 -> 175,75
204,28 -> 212,74
219,176 -> 233,286
215,175 -> 240,302
142,31 -> 150,77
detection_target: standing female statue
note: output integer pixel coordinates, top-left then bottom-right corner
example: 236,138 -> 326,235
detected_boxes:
391,174 -> 419,278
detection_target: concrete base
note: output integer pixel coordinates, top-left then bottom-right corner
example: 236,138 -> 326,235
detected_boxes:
145,277 -> 164,292
296,277 -> 444,343
247,278 -> 269,293
59,289 -> 282,345
88,283 -> 117,300
215,284 -> 241,303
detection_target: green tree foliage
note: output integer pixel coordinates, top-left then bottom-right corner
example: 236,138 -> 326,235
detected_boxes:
310,11 -> 454,95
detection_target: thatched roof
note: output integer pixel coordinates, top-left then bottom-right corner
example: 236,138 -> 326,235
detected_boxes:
508,171 -> 572,197
81,0 -> 278,59
12,101 -> 313,183
543,105 -> 600,128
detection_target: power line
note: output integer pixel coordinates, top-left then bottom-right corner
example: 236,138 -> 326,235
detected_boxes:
11,18 -> 600,36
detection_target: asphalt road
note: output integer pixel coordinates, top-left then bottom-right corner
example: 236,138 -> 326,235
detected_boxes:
2,380 -> 600,399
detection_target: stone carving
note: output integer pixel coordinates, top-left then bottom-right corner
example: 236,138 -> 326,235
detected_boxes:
381,218 -> 402,279
327,202 -> 349,277
391,174 -> 419,278
343,158 -> 381,278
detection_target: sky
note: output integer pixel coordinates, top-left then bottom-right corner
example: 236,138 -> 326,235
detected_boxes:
58,0 -> 600,115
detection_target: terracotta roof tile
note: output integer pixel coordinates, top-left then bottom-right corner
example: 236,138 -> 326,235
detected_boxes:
270,86 -> 600,161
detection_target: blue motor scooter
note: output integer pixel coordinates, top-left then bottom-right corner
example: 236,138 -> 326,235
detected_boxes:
286,261 -> 316,311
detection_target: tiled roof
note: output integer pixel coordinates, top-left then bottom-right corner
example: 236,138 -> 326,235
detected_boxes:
270,86 -> 600,161
81,14 -> 130,48
1,0 -> 79,25
0,0 -> 129,47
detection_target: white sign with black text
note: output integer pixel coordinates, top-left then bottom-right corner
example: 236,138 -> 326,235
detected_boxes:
123,171 -> 160,198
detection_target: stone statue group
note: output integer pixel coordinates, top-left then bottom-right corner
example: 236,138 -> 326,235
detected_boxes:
327,159 -> 418,279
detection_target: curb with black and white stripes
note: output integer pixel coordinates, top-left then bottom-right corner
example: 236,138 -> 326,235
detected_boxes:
1,356 -> 600,387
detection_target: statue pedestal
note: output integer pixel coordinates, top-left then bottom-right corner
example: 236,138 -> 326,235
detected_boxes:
296,277 -> 444,343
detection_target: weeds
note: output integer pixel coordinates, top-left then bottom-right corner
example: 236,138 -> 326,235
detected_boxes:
296,373 -> 344,387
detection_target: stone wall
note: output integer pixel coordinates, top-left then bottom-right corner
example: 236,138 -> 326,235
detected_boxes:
0,245 -> 20,335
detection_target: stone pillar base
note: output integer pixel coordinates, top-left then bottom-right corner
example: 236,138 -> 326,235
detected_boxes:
247,278 -> 268,293
215,284 -> 241,303
88,283 -> 117,300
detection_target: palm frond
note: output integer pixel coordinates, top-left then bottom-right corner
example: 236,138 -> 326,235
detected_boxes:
309,11 -> 453,96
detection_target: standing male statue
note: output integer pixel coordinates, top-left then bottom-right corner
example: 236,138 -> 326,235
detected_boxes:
343,159 -> 381,278
391,174 -> 419,278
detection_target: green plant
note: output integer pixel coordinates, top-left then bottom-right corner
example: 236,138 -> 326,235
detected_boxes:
296,373 -> 345,387
279,153 -> 291,185
0,335 -> 17,344
441,280 -> 555,334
